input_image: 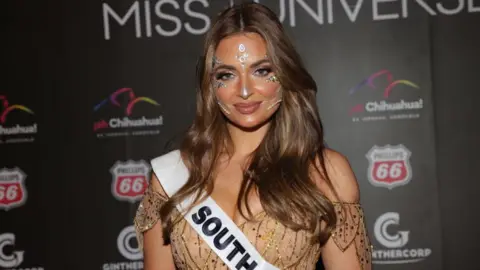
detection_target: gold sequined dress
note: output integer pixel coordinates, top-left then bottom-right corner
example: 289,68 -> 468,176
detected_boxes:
134,185 -> 372,269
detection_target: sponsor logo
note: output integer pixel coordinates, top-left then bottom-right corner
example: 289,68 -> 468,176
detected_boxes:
0,233 -> 44,270
110,160 -> 150,203
0,168 -> 28,211
366,144 -> 412,189
348,70 -> 424,122
0,95 -> 37,144
102,0 -> 480,40
117,226 -> 143,261
373,212 -> 432,264
102,225 -> 143,270
0,233 -> 24,268
93,88 -> 163,138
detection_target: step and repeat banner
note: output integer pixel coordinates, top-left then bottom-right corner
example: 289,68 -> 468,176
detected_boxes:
2,0 -> 479,269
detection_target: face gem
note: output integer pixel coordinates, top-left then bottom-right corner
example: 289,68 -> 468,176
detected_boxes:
236,44 -> 249,67
266,75 -> 278,83
217,101 -> 231,115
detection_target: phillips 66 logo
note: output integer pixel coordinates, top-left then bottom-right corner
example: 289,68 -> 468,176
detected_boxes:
366,145 -> 412,189
0,168 -> 27,210
110,160 -> 150,203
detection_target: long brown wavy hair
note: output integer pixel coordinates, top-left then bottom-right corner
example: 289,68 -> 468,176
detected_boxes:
159,2 -> 338,246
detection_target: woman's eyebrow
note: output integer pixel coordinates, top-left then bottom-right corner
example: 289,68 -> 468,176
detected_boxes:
213,59 -> 270,72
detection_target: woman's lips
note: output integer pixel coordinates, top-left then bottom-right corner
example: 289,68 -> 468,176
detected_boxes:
233,101 -> 262,115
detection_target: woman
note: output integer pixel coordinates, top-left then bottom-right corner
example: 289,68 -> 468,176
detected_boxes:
134,2 -> 372,270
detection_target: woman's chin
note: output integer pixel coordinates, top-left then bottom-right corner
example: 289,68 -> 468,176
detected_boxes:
227,116 -> 271,131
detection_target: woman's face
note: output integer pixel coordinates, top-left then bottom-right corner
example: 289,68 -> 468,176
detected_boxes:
212,32 -> 282,129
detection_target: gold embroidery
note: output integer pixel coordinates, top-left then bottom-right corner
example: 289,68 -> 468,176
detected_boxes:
133,185 -> 168,250
134,187 -> 372,269
331,202 -> 373,270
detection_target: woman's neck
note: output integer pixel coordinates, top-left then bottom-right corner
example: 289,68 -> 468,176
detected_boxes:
226,121 -> 270,159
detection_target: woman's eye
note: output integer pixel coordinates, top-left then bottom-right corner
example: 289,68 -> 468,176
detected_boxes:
255,68 -> 272,77
215,72 -> 234,81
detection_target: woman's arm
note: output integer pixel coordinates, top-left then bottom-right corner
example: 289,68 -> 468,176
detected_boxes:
314,149 -> 373,270
134,174 -> 176,270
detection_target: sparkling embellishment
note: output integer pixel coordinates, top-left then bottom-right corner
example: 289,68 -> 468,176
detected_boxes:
236,43 -> 251,99
214,81 -> 227,89
134,171 -> 373,270
266,75 -> 279,83
236,44 -> 249,67
266,87 -> 282,111
331,202 -> 373,270
217,101 -> 231,115
133,184 -> 168,250
134,184 -> 372,269
266,99 -> 282,110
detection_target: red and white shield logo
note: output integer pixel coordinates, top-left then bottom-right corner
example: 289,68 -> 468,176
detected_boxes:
366,145 -> 412,189
110,160 -> 150,203
0,168 -> 28,210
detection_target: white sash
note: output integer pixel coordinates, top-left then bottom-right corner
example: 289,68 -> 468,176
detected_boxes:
151,150 -> 279,270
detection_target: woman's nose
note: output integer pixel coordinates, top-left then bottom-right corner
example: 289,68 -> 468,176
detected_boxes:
238,75 -> 253,99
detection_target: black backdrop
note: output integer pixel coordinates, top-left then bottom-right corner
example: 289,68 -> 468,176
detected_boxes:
2,1 -> 479,269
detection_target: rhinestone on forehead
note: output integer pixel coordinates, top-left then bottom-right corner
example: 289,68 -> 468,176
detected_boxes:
236,44 -> 249,67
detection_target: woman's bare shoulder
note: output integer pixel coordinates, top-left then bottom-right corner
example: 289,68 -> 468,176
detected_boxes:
312,148 -> 360,203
